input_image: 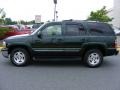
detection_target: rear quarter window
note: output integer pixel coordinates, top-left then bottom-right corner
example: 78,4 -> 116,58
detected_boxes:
87,22 -> 115,36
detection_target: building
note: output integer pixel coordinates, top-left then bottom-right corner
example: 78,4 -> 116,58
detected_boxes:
111,0 -> 120,28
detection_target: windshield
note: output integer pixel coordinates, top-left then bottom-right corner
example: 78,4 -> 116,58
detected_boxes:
31,22 -> 47,35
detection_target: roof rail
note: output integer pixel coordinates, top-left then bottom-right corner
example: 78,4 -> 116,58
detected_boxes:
62,20 -> 101,23
83,20 -> 100,22
62,19 -> 73,22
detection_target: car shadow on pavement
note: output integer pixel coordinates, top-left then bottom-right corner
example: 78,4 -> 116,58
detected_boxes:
1,56 -> 118,68
31,59 -> 84,67
101,58 -> 119,68
30,58 -> 116,68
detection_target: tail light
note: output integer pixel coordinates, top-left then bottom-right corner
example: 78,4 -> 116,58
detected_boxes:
112,40 -> 117,48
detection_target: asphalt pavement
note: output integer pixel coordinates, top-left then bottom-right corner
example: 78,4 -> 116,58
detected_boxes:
0,53 -> 120,90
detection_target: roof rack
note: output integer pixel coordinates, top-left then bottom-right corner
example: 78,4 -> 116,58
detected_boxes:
62,19 -> 101,23
82,20 -> 100,22
62,19 -> 73,22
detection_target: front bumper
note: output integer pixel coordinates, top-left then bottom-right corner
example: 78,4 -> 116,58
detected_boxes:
105,48 -> 119,56
1,48 -> 9,58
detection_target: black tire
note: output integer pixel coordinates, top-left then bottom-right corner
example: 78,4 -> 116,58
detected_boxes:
10,48 -> 30,66
84,49 -> 103,68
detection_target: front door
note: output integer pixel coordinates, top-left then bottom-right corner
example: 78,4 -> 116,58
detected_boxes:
32,23 -> 64,58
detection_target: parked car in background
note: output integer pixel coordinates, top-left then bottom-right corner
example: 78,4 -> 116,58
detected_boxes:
32,23 -> 44,30
6,24 -> 31,35
26,25 -> 33,29
0,25 -> 32,40
112,26 -> 120,35
0,25 -> 12,40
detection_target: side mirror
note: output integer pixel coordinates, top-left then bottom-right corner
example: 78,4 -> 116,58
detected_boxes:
37,32 -> 42,38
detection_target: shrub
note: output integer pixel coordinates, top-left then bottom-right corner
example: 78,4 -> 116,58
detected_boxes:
0,27 -> 12,40
0,27 -> 10,36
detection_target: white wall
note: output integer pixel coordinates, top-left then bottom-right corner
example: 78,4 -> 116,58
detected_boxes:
112,0 -> 120,28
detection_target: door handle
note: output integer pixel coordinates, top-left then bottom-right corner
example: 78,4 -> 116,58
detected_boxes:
52,38 -> 63,43
35,40 -> 40,42
81,38 -> 85,42
57,38 -> 63,42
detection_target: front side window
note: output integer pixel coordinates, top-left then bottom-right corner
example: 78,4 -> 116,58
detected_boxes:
42,25 -> 62,36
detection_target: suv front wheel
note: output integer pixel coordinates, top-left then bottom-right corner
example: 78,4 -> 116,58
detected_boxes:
10,48 -> 30,66
84,49 -> 103,68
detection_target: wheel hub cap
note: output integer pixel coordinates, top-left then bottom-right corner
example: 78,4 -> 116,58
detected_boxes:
88,53 -> 100,66
14,51 -> 25,64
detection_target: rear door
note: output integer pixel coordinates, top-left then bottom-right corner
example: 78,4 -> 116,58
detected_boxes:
87,22 -> 116,47
62,22 -> 86,56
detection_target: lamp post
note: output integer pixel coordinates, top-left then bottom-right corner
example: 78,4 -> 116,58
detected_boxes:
53,0 -> 57,21
56,11 -> 58,21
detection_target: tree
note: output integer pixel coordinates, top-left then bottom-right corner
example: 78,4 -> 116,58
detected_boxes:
5,18 -> 12,25
29,20 -> 35,24
87,6 -> 113,22
4,18 -> 17,25
11,21 -> 17,25
0,8 -> 6,24
20,20 -> 27,25
19,20 -> 35,25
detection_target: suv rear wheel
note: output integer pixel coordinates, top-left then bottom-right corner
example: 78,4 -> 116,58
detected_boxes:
84,49 -> 103,68
10,48 -> 30,66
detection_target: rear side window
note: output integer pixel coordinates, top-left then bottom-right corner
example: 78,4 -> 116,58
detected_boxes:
88,22 -> 114,36
64,24 -> 85,36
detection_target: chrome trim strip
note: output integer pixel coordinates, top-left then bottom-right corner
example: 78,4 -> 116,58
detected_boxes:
35,50 -> 64,52
33,48 -> 81,52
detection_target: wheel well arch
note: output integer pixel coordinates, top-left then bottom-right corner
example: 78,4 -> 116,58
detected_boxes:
81,44 -> 106,57
8,45 -> 32,57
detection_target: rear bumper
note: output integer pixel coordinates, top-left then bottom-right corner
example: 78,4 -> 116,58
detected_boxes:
1,48 -> 9,58
105,48 -> 119,56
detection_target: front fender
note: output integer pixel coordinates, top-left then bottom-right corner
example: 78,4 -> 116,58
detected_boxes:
7,43 -> 33,57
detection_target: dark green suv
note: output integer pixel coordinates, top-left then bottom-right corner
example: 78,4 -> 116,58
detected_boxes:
1,20 -> 119,67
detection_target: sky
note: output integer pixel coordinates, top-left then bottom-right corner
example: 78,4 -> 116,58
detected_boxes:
0,0 -> 113,22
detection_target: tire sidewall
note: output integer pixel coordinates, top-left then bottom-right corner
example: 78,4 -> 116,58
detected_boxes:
84,49 -> 103,68
10,48 -> 30,66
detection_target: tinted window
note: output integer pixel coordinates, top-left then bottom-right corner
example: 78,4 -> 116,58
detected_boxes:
88,22 -> 114,36
42,25 -> 62,36
64,24 -> 85,36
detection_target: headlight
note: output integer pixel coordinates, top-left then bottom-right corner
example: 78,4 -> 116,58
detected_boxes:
2,41 -> 6,48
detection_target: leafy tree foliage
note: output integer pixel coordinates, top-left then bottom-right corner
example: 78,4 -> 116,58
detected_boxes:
20,20 -> 35,25
4,18 -> 17,25
0,8 -> 6,24
87,6 -> 113,22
